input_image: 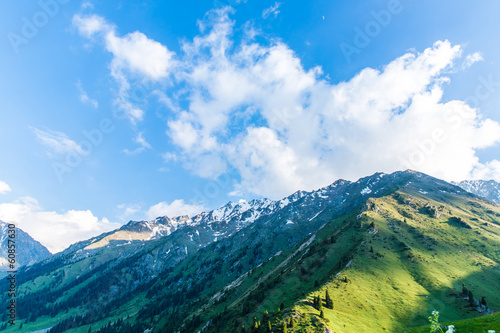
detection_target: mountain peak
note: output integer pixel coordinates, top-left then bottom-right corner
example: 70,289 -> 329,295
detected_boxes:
453,179 -> 500,203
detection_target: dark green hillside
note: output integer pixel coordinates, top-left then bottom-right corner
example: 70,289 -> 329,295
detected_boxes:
2,171 -> 499,333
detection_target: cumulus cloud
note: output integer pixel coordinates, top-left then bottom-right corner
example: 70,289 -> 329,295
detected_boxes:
74,8 -> 500,199
72,13 -> 175,124
0,197 -> 120,253
32,128 -> 86,157
0,181 -> 11,194
165,10 -> 500,198
146,200 -> 205,219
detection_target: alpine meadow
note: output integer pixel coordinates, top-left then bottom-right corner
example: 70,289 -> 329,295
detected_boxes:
1,1 -> 500,333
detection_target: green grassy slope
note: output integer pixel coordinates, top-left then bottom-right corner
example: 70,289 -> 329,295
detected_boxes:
273,191 -> 500,332
402,312 -> 499,332
4,172 -> 499,333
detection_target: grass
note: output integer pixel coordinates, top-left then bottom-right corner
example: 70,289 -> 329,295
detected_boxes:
265,190 -> 500,332
8,181 -> 500,333
401,312 -> 500,332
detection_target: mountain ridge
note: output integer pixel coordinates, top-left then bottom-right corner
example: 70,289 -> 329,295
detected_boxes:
453,179 -> 500,203
3,170 -> 499,333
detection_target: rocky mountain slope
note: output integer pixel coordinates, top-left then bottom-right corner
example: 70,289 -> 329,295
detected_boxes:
454,179 -> 500,203
0,221 -> 51,276
1,171 -> 499,333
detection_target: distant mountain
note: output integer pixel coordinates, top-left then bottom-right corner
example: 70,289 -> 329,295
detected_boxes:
3,171 -> 499,333
0,221 -> 51,275
61,195 -> 302,256
453,179 -> 500,203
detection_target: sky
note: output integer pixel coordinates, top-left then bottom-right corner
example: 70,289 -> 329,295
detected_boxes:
0,0 -> 500,253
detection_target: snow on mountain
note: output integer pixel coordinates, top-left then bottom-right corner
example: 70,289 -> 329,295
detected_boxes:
453,180 -> 500,203
0,221 -> 51,273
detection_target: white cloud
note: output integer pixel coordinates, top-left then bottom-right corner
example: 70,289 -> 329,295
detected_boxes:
75,8 -> 500,199
73,13 -> 175,124
106,31 -> 174,81
32,128 -> 86,157
470,160 -> 500,181
116,203 -> 142,221
262,2 -> 282,19
0,181 -> 11,194
72,14 -> 111,39
0,197 -> 120,253
146,200 -> 205,220
76,80 -> 98,108
123,132 -> 152,155
463,52 -> 483,69
162,11 -> 500,198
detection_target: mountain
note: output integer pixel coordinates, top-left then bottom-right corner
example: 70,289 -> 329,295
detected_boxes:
1,171 -> 499,333
0,221 -> 51,276
454,179 -> 500,203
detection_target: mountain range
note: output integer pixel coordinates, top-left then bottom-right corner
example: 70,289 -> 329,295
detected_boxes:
454,180 -> 500,204
1,171 -> 499,333
0,221 -> 50,277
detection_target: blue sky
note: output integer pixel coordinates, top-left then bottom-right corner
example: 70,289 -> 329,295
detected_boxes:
1,0 -> 499,252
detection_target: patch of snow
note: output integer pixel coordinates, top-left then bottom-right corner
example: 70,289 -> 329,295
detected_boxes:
308,211 -> 321,221
361,187 -> 372,195
286,220 -> 294,225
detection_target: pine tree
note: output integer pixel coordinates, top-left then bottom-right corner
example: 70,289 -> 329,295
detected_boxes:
325,290 -> 333,309
318,297 -> 323,312
462,283 -> 468,295
481,296 -> 487,307
468,290 -> 474,305
289,317 -> 294,328
252,317 -> 259,331
314,280 -> 319,288
262,310 -> 269,322
280,302 -> 285,311
281,321 -> 287,333
320,310 -> 325,319
315,295 -> 322,310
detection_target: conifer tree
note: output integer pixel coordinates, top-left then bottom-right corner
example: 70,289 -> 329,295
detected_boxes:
468,290 -> 474,305
252,317 -> 259,331
462,283 -> 468,295
281,321 -> 287,333
481,296 -> 487,307
263,310 -> 269,322
325,290 -> 333,309
320,310 -> 325,319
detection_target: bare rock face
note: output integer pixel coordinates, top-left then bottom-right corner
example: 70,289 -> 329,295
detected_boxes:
0,221 -> 51,274
454,179 -> 500,203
